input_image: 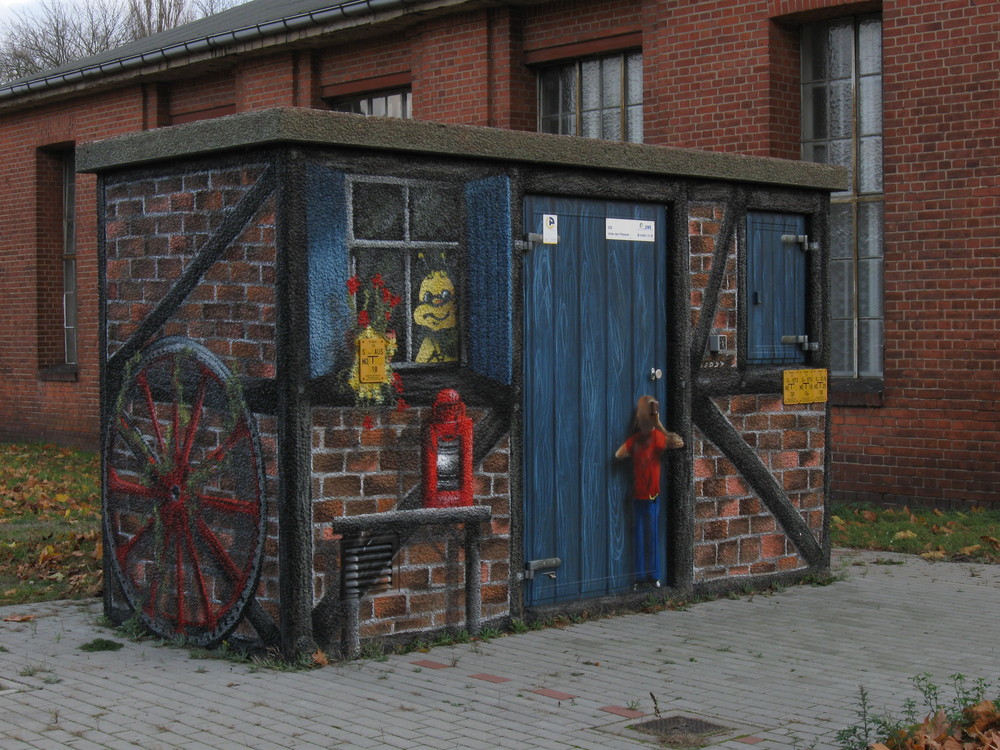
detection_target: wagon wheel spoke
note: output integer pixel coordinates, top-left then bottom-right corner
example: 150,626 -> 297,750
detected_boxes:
197,493 -> 260,519
179,370 -> 209,471
105,337 -> 267,648
115,412 -> 161,474
196,517 -> 245,584
184,415 -> 248,492
174,532 -> 185,631
107,467 -> 164,501
137,370 -> 167,460
181,522 -> 218,631
113,516 -> 155,567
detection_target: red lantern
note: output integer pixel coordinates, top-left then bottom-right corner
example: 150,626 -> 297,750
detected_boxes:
422,389 -> 474,508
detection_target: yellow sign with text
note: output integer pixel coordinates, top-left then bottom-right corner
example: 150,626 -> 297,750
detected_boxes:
783,368 -> 828,405
358,337 -> 388,384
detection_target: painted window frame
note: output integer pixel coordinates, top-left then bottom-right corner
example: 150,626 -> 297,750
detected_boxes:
801,14 -> 883,380
536,50 -> 643,143
346,175 -> 462,366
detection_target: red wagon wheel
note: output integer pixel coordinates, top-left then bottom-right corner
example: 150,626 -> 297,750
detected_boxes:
105,337 -> 267,646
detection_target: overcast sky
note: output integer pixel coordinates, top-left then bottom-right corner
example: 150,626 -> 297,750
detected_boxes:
0,0 -> 47,23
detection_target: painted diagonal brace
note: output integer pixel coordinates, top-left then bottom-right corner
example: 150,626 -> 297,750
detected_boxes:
692,395 -> 823,567
690,188 -> 741,373
106,166 -> 277,395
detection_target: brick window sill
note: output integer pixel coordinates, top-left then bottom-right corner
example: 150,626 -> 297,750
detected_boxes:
38,364 -> 78,382
829,378 -> 883,407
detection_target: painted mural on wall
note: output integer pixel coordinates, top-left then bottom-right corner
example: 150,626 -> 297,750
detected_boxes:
101,162 -> 280,648
91,110 -> 834,657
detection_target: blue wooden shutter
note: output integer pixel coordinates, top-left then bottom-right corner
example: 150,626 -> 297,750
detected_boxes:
747,212 -> 807,365
307,165 -> 349,379
465,176 -> 513,385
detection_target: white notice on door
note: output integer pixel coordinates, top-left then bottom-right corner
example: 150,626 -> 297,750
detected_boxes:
605,218 -> 655,242
542,214 -> 558,244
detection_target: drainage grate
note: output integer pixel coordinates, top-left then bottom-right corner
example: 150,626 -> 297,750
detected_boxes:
631,715 -> 730,746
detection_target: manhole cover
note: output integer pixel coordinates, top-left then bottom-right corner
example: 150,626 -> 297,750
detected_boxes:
631,715 -> 730,746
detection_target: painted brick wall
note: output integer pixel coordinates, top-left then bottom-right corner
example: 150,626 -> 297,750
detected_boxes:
311,406 -> 511,642
693,397 -> 825,580
689,203 -> 737,367
688,200 -> 826,580
102,164 -> 282,625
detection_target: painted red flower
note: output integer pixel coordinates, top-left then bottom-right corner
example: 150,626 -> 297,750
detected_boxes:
362,415 -> 375,430
389,293 -> 402,308
396,398 -> 409,412
392,372 -> 404,393
371,273 -> 384,288
358,310 -> 370,328
381,286 -> 393,303
347,276 -> 361,295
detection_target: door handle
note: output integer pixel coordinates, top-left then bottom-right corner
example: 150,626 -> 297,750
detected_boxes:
650,368 -> 663,381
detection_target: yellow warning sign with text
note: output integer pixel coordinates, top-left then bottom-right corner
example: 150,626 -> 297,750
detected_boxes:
358,337 -> 388,384
783,368 -> 828,405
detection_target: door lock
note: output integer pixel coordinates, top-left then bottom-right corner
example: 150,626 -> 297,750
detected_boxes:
650,368 -> 663,381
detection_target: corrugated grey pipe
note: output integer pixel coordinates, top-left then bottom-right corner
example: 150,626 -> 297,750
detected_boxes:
0,0 -> 411,101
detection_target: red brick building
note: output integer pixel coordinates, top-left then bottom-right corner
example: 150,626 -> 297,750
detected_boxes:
0,0 -> 997,512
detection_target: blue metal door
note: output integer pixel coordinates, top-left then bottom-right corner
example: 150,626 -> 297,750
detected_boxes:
523,196 -> 669,606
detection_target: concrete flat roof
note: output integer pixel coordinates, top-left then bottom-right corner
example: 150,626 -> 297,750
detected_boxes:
78,107 -> 846,192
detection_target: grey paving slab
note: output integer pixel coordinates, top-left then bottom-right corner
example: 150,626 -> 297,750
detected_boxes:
1,550 -> 998,748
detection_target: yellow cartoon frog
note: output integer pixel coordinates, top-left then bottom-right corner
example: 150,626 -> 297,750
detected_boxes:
413,271 -> 457,363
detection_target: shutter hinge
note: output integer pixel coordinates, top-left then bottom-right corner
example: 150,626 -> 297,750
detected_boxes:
781,234 -> 819,252
781,334 -> 819,352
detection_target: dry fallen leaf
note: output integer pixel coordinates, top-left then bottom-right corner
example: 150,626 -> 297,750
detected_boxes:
311,649 -> 329,667
3,614 -> 36,622
894,530 -> 918,540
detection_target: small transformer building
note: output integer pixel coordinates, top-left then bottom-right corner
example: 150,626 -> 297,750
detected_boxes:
81,108 -> 843,657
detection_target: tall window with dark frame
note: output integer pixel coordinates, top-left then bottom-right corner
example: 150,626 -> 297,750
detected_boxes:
801,16 -> 883,379
330,88 -> 411,118
538,51 -> 642,143
61,152 -> 78,367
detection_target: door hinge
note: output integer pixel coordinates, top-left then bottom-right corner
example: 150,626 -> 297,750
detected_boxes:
781,234 -> 819,252
781,334 -> 819,352
524,557 -> 561,581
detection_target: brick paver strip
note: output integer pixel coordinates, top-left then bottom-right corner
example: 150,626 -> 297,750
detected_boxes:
469,673 -> 512,683
599,706 -> 646,718
531,688 -> 578,700
733,738 -> 766,744
411,659 -> 451,669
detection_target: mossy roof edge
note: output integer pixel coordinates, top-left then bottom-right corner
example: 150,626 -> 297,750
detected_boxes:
78,107 -> 846,191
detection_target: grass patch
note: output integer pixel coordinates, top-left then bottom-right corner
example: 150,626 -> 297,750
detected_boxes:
0,442 -> 102,606
831,503 -> 1000,564
79,638 -> 123,652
